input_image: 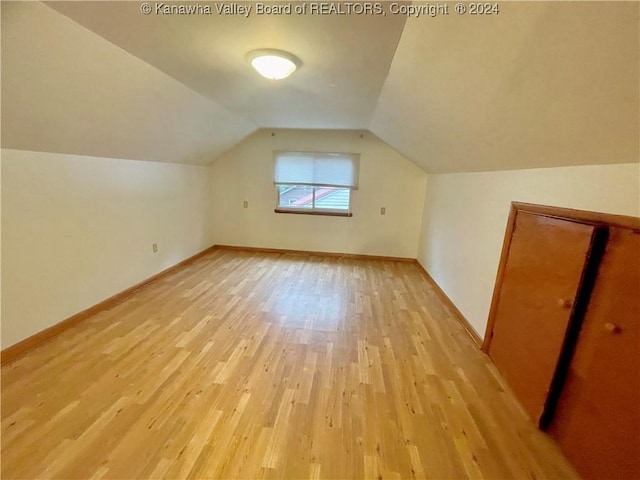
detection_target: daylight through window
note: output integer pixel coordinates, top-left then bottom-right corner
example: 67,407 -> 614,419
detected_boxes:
274,151 -> 359,215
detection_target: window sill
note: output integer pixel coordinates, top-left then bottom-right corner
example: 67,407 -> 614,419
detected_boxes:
274,209 -> 353,218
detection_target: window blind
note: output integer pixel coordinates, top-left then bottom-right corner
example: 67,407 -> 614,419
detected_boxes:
273,151 -> 360,189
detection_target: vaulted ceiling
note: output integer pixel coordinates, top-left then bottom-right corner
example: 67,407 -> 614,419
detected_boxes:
2,1 -> 638,172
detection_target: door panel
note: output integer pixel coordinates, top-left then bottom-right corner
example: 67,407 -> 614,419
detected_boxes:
487,212 -> 595,423
548,227 -> 640,480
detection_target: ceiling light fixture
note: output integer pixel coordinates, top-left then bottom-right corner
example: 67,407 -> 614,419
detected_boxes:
246,49 -> 301,80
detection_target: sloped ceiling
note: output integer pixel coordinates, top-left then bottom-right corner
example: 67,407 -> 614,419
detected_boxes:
1,1 -> 256,165
370,1 -> 640,172
45,0 -> 408,130
2,1 -> 638,171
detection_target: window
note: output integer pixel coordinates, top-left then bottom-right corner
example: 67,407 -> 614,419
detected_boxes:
273,151 -> 359,216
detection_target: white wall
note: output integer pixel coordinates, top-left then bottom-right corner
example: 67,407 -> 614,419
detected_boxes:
210,129 -> 427,258
2,1 -> 255,165
1,149 -> 213,349
417,163 -> 640,338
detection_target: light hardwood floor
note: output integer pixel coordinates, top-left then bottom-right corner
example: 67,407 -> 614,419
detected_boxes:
1,249 -> 579,479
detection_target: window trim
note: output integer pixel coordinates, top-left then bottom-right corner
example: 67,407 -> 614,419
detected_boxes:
273,151 -> 359,217
274,208 -> 353,218
274,184 -> 353,217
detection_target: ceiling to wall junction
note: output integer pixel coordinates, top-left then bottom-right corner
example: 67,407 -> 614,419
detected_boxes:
2,1 -> 638,171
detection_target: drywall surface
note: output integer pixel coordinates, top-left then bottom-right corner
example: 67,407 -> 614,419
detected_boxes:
1,149 -> 212,348
1,1 -> 255,165
417,163 -> 640,338
210,129 -> 427,258
371,2 -> 639,172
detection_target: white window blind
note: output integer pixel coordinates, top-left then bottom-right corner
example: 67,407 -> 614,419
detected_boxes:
273,151 -> 360,189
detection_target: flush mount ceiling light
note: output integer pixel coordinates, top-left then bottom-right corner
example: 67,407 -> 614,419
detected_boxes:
246,49 -> 301,80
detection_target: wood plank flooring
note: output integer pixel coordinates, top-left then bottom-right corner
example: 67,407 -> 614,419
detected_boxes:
1,249 -> 579,479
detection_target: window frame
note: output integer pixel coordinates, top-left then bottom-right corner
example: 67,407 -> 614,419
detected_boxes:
273,151 -> 359,217
274,184 -> 353,217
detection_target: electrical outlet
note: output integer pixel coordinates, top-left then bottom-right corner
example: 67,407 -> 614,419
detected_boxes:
152,243 -> 158,253
243,200 -> 249,208
380,207 -> 386,215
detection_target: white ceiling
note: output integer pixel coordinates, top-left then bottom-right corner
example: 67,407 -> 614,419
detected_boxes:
2,1 -> 638,171
1,1 -> 255,165
46,0 -> 408,130
370,1 -> 640,172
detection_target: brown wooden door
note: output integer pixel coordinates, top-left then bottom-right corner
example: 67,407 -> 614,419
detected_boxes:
548,227 -> 640,480
486,211 -> 596,423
